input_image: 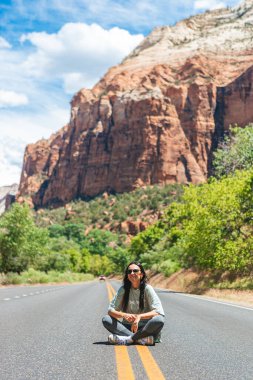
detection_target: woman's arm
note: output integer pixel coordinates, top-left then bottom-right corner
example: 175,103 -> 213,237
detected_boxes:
108,309 -> 125,319
135,310 -> 159,320
108,309 -> 136,322
145,285 -> 165,316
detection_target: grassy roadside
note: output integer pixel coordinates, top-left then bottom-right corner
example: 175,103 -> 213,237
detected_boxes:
147,269 -> 253,307
0,268 -> 94,286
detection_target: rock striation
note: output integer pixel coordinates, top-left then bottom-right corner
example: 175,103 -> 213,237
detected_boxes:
18,0 -> 253,208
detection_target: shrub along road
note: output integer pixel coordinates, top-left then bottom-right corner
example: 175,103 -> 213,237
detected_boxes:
0,280 -> 253,379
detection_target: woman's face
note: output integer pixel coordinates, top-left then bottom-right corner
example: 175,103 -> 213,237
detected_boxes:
127,264 -> 143,288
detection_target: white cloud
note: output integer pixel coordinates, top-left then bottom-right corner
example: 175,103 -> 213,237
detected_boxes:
0,137 -> 25,186
63,72 -> 94,93
0,37 -> 11,49
0,90 -> 28,108
194,0 -> 226,10
0,22 -> 143,185
20,23 -> 144,93
0,106 -> 70,186
0,106 -> 70,144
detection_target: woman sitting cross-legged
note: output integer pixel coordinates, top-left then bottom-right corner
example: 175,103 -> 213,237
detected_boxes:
102,261 -> 165,346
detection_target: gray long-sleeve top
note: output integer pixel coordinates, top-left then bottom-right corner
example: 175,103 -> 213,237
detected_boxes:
108,284 -> 165,325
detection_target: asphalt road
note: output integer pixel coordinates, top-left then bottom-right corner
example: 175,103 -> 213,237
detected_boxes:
0,280 -> 253,380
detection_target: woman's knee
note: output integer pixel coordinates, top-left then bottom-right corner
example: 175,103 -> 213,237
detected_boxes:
102,315 -> 112,327
152,315 -> 165,328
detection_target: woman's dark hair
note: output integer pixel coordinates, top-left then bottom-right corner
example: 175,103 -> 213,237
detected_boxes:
121,261 -> 147,312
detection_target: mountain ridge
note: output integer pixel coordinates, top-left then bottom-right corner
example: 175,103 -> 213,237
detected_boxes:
18,0 -> 253,208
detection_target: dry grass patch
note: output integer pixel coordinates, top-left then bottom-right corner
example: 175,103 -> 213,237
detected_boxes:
147,269 -> 253,307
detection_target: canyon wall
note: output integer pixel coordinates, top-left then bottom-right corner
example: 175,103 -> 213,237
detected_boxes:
18,0 -> 253,208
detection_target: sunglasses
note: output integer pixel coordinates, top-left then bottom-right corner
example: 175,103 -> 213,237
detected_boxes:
127,269 -> 140,274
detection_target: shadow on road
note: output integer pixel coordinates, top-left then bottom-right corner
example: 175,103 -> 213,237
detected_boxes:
93,341 -> 111,345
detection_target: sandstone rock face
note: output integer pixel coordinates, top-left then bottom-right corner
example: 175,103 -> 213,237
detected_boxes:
216,66 -> 253,132
18,126 -> 68,205
18,0 -> 253,208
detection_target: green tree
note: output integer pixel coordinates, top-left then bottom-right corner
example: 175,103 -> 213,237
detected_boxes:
129,170 -> 253,274
108,247 -> 133,273
63,223 -> 85,243
45,236 -> 82,272
61,248 -> 82,272
0,203 -> 48,273
81,229 -> 119,256
89,254 -> 114,275
166,170 -> 253,271
48,223 -> 85,244
80,248 -> 92,273
130,223 -> 165,261
35,251 -> 71,272
213,125 -> 253,178
48,224 -> 65,238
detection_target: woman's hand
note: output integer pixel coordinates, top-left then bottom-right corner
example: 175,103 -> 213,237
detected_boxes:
123,313 -> 136,323
131,315 -> 141,333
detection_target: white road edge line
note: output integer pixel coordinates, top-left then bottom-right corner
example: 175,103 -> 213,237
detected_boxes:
156,288 -> 253,311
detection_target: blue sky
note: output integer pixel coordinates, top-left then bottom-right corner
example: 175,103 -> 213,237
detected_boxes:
0,0 -> 240,186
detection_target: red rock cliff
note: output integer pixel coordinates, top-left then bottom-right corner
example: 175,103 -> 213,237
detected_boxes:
18,1 -> 253,208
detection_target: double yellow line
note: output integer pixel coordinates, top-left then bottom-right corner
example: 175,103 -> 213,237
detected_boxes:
106,281 -> 165,380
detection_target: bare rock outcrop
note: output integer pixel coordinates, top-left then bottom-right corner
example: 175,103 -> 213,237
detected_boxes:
18,0 -> 253,208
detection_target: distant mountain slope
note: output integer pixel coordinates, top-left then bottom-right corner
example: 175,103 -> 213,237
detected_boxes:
0,184 -> 18,215
18,0 -> 253,208
35,183 -> 183,238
